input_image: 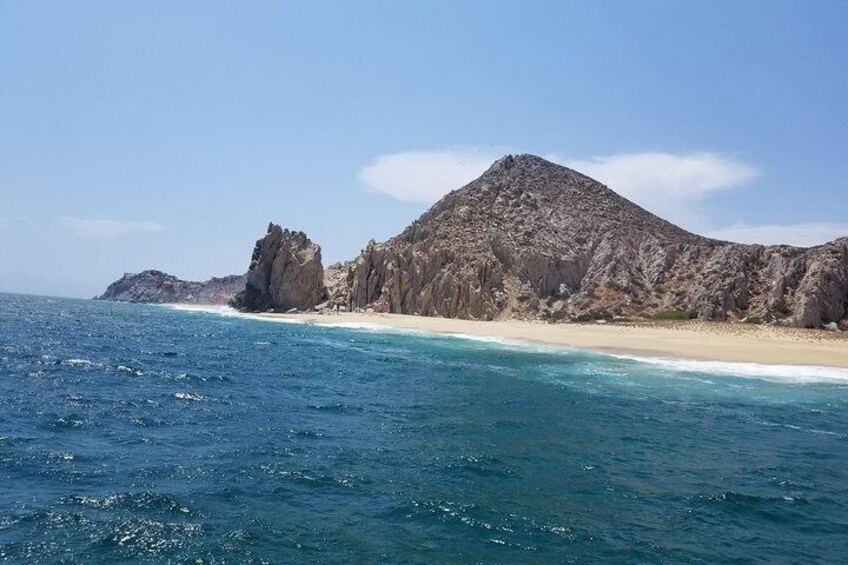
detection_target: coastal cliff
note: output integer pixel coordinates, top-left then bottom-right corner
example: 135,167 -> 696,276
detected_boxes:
336,154 -> 848,328
230,223 -> 327,312
96,270 -> 246,305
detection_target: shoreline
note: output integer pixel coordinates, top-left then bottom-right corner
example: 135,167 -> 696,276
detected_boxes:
248,311 -> 848,369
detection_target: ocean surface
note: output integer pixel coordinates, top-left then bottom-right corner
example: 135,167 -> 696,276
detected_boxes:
1,294 -> 847,564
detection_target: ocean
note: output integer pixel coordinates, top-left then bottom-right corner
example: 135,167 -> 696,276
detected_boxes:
1,293 -> 847,563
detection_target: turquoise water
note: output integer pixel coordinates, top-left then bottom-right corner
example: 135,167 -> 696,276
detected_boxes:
1,293 -> 847,563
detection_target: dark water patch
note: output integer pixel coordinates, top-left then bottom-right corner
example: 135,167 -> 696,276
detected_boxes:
442,454 -> 517,480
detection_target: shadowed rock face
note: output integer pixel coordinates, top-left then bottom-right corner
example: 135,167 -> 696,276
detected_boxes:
337,154 -> 848,327
96,271 -> 246,305
231,223 -> 327,312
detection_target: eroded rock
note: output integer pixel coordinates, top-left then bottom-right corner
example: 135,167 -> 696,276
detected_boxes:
339,154 -> 848,327
96,271 -> 246,305
231,223 -> 327,312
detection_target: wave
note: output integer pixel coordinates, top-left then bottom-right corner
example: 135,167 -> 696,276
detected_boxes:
173,392 -> 205,401
611,354 -> 848,384
162,304 -> 305,324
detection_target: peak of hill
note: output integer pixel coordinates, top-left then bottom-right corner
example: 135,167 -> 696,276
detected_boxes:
416,153 -> 701,246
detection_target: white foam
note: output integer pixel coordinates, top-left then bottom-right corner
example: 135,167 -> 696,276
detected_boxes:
316,320 -> 529,345
319,321 -> 397,331
63,358 -> 95,367
174,391 -> 205,401
610,353 -> 848,384
162,304 -> 305,324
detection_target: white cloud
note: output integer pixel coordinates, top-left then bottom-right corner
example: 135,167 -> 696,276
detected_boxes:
358,149 -> 501,203
703,222 -> 848,247
548,151 -> 761,225
559,152 -> 760,198
61,218 -> 165,237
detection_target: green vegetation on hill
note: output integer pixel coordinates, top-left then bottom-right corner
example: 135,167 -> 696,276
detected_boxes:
653,309 -> 697,320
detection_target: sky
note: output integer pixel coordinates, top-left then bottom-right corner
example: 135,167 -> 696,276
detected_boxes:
1,1 -> 846,298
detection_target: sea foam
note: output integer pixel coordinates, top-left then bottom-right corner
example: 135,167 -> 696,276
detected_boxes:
163,304 -> 305,324
611,354 -> 848,384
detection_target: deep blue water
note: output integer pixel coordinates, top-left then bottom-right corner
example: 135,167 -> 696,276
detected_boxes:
1,294 -> 847,563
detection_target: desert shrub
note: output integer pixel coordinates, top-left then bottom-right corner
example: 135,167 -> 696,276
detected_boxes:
772,304 -> 792,317
574,310 -> 613,322
653,309 -> 697,320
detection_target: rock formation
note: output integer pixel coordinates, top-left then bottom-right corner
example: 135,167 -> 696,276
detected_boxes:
334,154 -> 848,328
95,155 -> 848,329
96,270 -> 246,305
231,223 -> 327,312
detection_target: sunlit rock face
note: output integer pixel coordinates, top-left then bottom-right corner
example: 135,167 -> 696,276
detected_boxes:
232,223 -> 327,312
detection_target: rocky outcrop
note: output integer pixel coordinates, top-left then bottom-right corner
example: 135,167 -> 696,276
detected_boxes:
231,223 -> 327,312
96,270 -> 246,305
335,154 -> 848,328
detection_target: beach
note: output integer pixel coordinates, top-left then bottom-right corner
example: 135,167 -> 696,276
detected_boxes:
256,311 -> 848,368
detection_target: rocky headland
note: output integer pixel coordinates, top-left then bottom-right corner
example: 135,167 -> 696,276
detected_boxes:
96,270 -> 246,305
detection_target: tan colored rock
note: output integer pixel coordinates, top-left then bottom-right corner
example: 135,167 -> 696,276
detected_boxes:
339,154 -> 848,328
231,223 -> 327,312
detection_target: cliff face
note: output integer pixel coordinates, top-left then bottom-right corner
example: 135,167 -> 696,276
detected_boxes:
231,223 -> 327,312
96,270 -> 246,305
338,154 -> 848,328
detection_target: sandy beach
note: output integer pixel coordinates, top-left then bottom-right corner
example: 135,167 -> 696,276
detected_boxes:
254,311 -> 848,368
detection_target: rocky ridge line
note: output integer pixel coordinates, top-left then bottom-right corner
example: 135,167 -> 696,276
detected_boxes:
95,271 -> 246,305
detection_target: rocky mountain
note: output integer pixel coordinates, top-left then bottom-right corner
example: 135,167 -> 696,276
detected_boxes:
96,270 -> 246,305
230,223 -> 327,312
335,154 -> 847,328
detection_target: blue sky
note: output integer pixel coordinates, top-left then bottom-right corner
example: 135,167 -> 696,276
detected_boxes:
1,1 -> 846,298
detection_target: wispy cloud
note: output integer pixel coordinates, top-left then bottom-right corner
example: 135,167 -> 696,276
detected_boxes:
61,218 -> 165,237
703,222 -> 848,247
560,152 -> 760,198
358,148 -> 502,203
555,152 -> 760,220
